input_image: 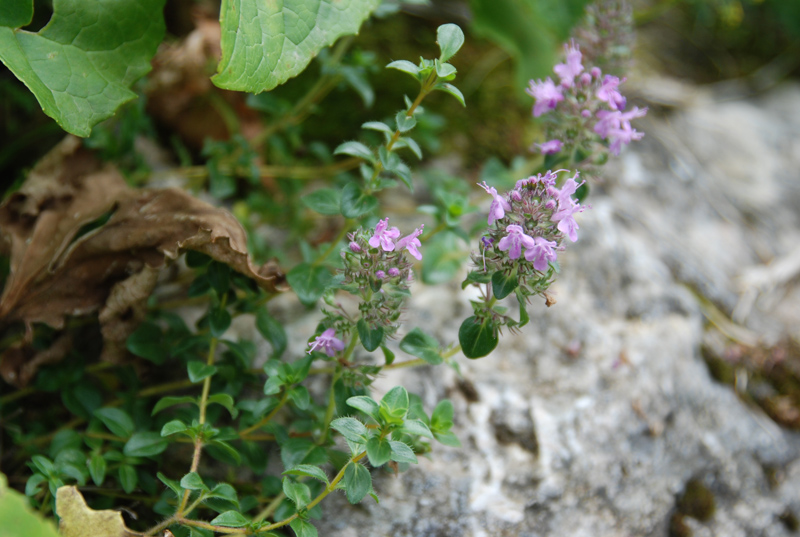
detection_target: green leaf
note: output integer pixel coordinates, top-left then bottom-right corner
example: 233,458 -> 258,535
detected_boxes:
436,23 -> 465,62
362,121 -> 393,135
93,407 -> 135,438
213,0 -> 380,92
123,432 -> 168,457
280,438 -> 327,470
152,396 -> 197,415
187,361 -> 218,383
288,385 -> 311,410
399,418 -> 433,439
491,270 -> 518,299
289,518 -> 319,537
25,473 -> 47,497
282,478 -> 311,508
458,316 -> 499,359
208,394 -> 239,418
357,319 -> 384,352
388,441 -> 417,464
209,510 -> 248,528
333,141 -> 374,162
395,111 -> 416,133
343,463 -> 372,504
340,182 -> 378,219
87,453 -> 107,486
118,464 -> 137,493
180,472 -> 209,492
208,440 -> 242,466
0,0 -> 32,27
399,328 -> 442,365
157,472 -> 184,497
0,0 -> 165,137
208,308 -> 232,337
379,386 -> 409,423
365,436 -> 392,467
516,289 -> 529,328
380,345 -> 395,366
207,262 -> 231,295
433,430 -> 462,447
126,321 -> 168,364
386,60 -> 420,78
434,60 -> 457,78
434,82 -> 465,106
330,417 -> 368,443
346,396 -> 381,422
462,270 -> 491,289
469,0 -> 591,93
397,137 -> 422,160
256,309 -> 288,359
301,188 -> 342,216
431,400 -> 454,430
288,263 -> 333,307
1,474 -> 60,536
207,483 -> 239,506
160,420 -> 188,437
283,464 -> 329,485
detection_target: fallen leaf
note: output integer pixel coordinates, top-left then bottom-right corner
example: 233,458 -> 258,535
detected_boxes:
0,473 -> 60,537
56,485 -> 137,537
0,137 -> 284,379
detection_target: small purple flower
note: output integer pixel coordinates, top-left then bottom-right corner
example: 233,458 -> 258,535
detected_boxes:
478,181 -> 512,225
554,173 -> 584,207
375,270 -> 386,279
388,267 -> 400,277
498,224 -> 536,260
349,241 -> 361,253
368,218 -> 401,251
524,237 -> 558,271
607,123 -> 645,155
526,77 -> 564,117
590,67 -> 602,79
395,225 -> 424,260
535,139 -> 563,155
594,106 -> 647,138
481,236 -> 493,249
553,42 -> 584,87
551,200 -> 584,242
307,328 -> 345,357
597,75 -> 627,111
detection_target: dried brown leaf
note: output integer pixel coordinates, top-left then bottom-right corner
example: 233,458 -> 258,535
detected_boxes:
56,486 -> 137,537
0,138 -> 284,379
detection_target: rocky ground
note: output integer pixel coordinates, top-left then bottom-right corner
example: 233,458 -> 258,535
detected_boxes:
297,79 -> 800,536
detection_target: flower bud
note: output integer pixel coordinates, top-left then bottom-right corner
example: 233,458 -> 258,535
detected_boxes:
388,267 -> 400,277
349,241 -> 361,253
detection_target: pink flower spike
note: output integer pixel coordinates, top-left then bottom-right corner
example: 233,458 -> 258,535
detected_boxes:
535,139 -> 563,155
524,237 -> 558,271
478,181 -> 512,225
395,225 -> 424,260
526,77 -> 564,117
498,224 -> 536,260
307,328 -> 346,357
368,218 -> 401,251
553,42 -> 584,87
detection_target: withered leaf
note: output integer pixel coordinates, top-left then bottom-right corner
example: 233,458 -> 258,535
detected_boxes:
56,486 -> 137,537
0,136 -> 284,373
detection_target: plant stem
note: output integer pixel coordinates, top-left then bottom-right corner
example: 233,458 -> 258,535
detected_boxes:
238,391 -> 289,437
318,366 -> 342,445
257,451 -> 367,532
253,491 -> 286,523
366,71 -> 438,192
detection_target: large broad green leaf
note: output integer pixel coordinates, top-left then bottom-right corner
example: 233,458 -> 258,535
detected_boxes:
0,0 -> 166,137
213,0 -> 381,93
469,0 -> 591,94
0,473 -> 60,537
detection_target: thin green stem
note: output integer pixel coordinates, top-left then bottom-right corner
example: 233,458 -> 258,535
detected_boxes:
238,391 -> 289,437
253,491 -> 286,523
258,451 -> 367,532
366,71 -> 438,193
318,366 -> 342,446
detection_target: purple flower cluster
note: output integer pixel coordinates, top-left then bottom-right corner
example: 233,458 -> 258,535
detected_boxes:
526,41 -> 646,157
477,170 -> 587,285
